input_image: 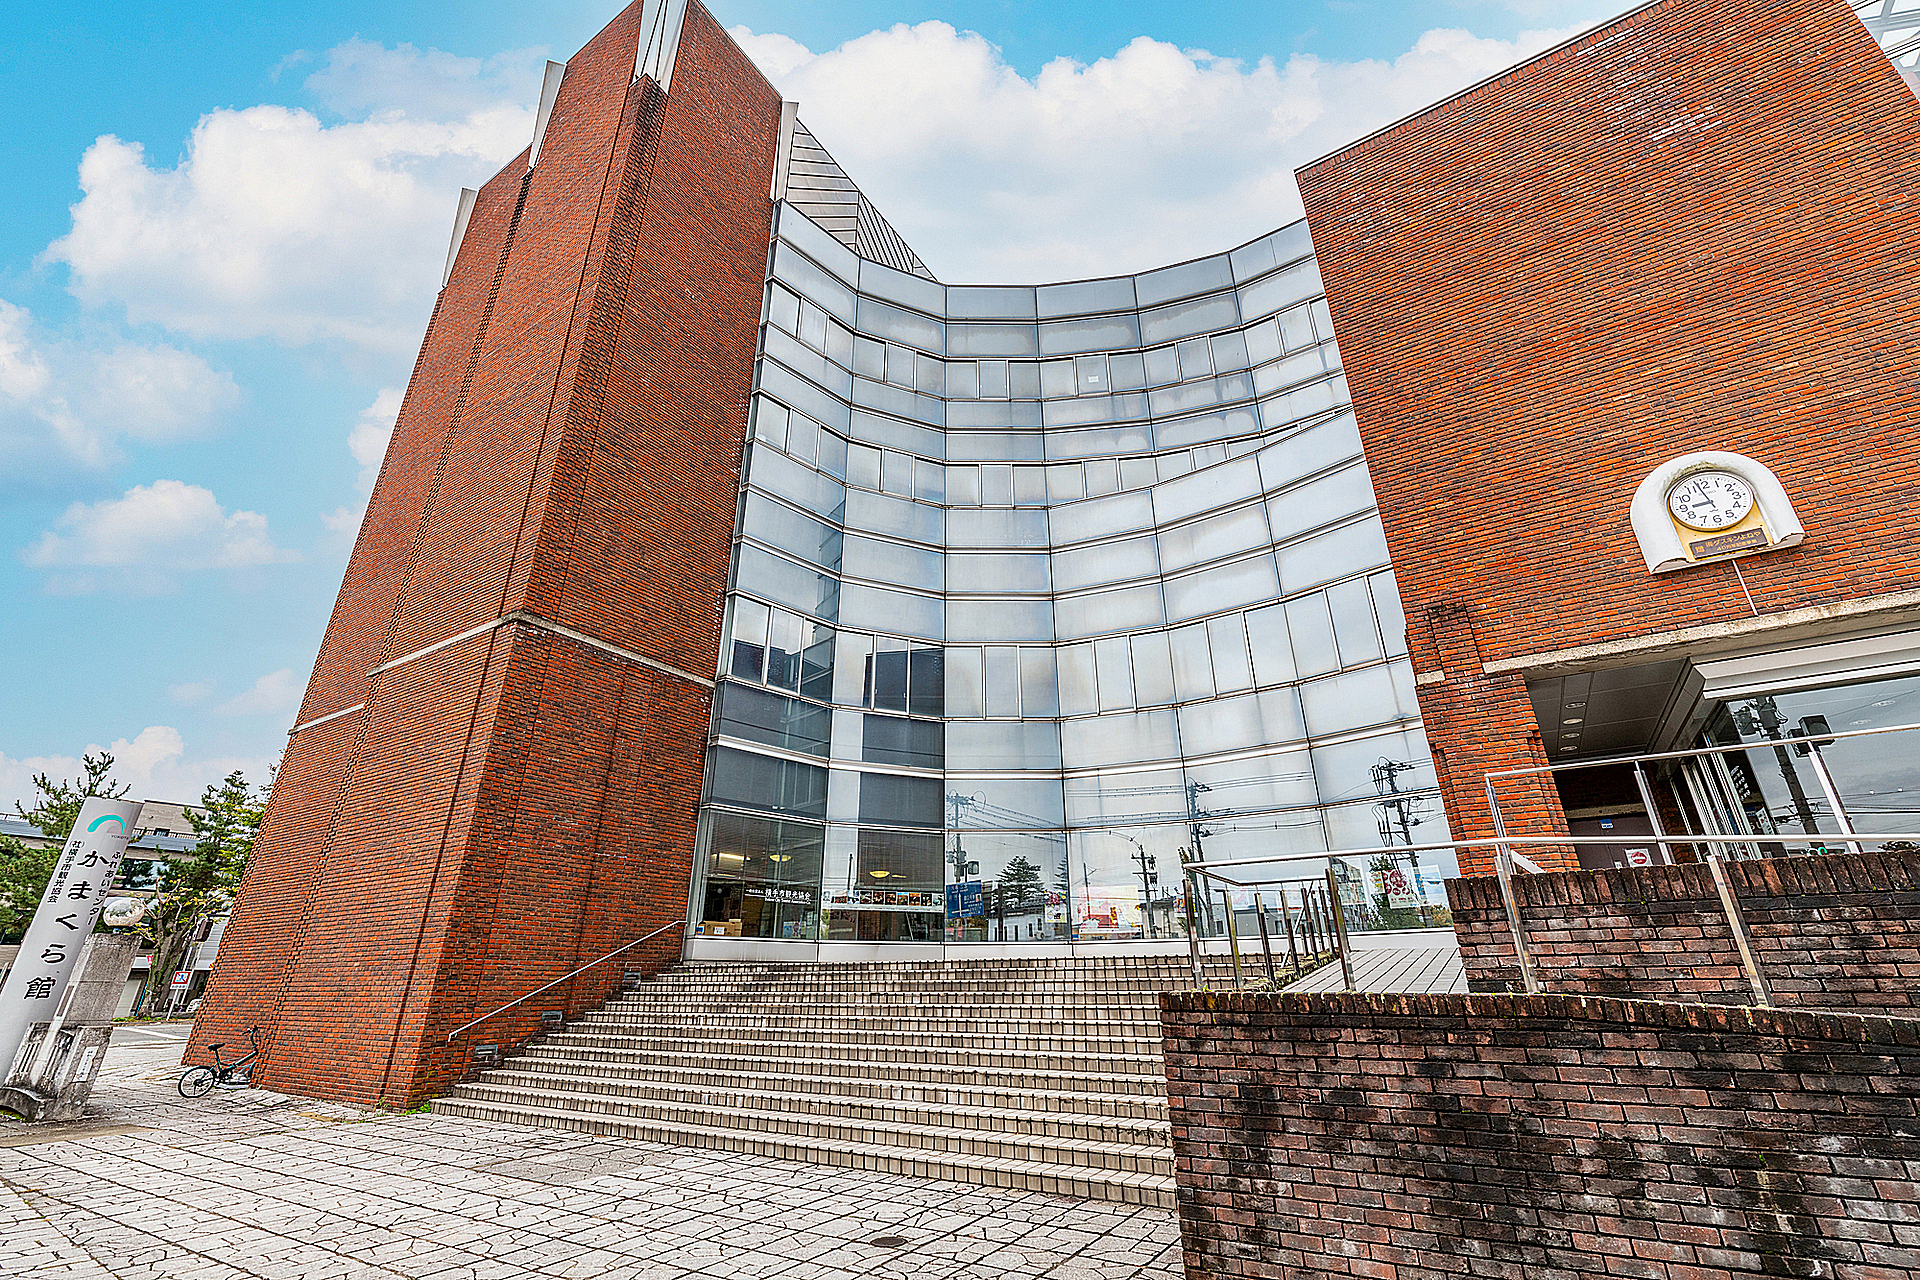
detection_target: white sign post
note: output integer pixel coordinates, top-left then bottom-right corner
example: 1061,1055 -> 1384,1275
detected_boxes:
0,796 -> 143,1075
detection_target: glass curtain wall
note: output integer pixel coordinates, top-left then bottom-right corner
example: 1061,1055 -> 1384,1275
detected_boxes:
691,204 -> 1449,947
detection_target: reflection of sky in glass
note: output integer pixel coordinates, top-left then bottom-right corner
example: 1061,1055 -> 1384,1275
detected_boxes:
1714,675 -> 1920,837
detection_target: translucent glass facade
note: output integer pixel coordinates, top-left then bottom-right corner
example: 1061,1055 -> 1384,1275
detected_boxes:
691,204 -> 1449,950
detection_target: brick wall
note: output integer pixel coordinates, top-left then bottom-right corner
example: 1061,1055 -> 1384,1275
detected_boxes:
189,1 -> 782,1105
1297,0 -> 1920,874
1449,848 -> 1920,1013
1160,989 -> 1920,1279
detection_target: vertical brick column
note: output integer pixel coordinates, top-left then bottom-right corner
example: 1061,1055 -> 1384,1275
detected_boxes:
188,1 -> 782,1105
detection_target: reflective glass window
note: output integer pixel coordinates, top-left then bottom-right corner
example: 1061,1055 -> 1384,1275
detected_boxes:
700,810 -> 824,941
1300,664 -> 1415,737
1185,746 -> 1318,813
1207,613 -> 1255,692
1164,554 -> 1279,624
1062,767 -> 1187,826
1178,689 -> 1306,758
880,449 -> 913,497
867,639 -> 909,712
952,776 -> 1065,830
825,321 -> 854,369
846,442 -> 882,490
857,297 -> 943,352
949,552 -> 1050,594
981,465 -> 1013,506
1053,582 -> 1164,639
859,773 -> 944,829
1236,259 -> 1323,323
863,714 -> 943,769
755,397 -> 790,449
977,360 -> 1009,398
773,243 -> 855,322
730,597 -> 769,682
947,506 -> 1048,548
1140,293 -> 1239,346
916,353 -> 946,396
1095,636 -> 1135,712
839,583 -> 942,638
1040,359 -> 1075,398
842,535 -> 942,591
708,745 -> 828,819
1311,299 -> 1334,340
1276,519 -> 1391,593
1245,602 -> 1296,686
766,608 -> 807,690
1136,255 -> 1234,307
816,429 -> 849,480
1131,630 -> 1176,707
1246,318 -> 1281,366
1009,362 -> 1041,399
1285,593 -> 1339,677
1047,463 -> 1085,504
768,284 -> 801,335
1176,338 -> 1212,380
844,488 -> 941,543
1144,345 -> 1179,386
1108,351 -> 1146,391
946,647 -> 984,718
718,683 -> 831,756
886,343 -> 915,387
734,545 -> 838,619
786,412 -> 819,465
1019,647 -> 1059,716
1036,275 -> 1137,317
1057,641 -> 1098,716
947,286 -> 1037,320
1060,709 -> 1180,768
985,646 -> 1021,717
948,324 -> 1039,357
947,361 -> 978,399
853,335 -> 885,379
1256,413 -> 1363,491
1014,467 -> 1047,506
914,458 -> 945,503
1327,577 -> 1384,666
1168,623 -> 1214,702
1051,491 -> 1153,545
947,721 -> 1063,774
833,631 -> 872,706
1371,572 -> 1409,658
1154,456 -> 1262,525
910,647 -> 945,718
1158,503 -> 1271,574
1278,305 -> 1314,352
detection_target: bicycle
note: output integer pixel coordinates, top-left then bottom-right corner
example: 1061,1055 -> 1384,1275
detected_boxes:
177,1026 -> 262,1097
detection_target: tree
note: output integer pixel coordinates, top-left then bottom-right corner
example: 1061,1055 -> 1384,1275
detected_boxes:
1367,853 -> 1426,931
997,854 -> 1045,914
135,771 -> 265,1013
0,753 -> 129,942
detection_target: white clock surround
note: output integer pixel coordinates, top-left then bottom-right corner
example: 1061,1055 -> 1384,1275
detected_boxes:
1629,450 -> 1804,573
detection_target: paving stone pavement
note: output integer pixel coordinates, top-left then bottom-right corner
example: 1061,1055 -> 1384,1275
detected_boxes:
0,1032 -> 1183,1279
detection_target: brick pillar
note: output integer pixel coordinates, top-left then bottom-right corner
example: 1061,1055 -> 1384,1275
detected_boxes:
1412,602 -> 1573,877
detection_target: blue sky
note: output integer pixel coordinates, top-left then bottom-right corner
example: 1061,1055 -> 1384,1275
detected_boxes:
0,0 -> 1618,807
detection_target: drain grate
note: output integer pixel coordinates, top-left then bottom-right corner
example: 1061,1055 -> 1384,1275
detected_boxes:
867,1236 -> 910,1249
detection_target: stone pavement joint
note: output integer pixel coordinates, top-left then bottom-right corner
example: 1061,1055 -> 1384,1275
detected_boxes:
0,1037 -> 1180,1279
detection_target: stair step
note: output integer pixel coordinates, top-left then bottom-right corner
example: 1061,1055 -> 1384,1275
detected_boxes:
427,1095 -> 1175,1208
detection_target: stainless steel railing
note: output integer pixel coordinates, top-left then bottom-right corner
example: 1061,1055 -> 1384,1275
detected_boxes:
446,918 -> 686,1043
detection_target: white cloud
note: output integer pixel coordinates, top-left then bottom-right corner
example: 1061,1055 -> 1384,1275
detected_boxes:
20,479 -> 299,595
0,727 -> 274,813
167,680 -> 214,706
217,668 -> 303,717
730,21 -> 1590,281
0,298 -> 237,468
47,41 -> 542,359
322,386 -> 402,538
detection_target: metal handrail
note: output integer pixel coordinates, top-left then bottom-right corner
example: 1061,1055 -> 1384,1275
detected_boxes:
1483,718 -> 1920,778
446,919 -> 687,1042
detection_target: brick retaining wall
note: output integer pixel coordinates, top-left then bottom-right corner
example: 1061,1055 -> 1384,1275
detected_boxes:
1449,849 -> 1920,1012
1159,990 -> 1920,1279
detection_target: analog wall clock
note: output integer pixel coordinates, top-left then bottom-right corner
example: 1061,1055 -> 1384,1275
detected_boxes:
1664,470 -> 1755,532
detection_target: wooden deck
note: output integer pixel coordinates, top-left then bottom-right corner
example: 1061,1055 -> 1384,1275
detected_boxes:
1281,941 -> 1466,994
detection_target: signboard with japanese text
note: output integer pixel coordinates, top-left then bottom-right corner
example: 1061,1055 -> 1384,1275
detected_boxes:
0,797 -> 143,1075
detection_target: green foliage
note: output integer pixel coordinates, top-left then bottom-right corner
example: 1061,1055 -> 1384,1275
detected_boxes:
997,854 -> 1045,913
137,770 -> 267,1012
0,752 -> 130,943
1365,853 -> 1428,931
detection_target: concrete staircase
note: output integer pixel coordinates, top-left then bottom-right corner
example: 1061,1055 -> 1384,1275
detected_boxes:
431,955 -> 1237,1206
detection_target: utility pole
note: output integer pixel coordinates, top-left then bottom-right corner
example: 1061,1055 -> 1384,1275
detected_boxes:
1185,780 -> 1215,934
1735,697 -> 1821,839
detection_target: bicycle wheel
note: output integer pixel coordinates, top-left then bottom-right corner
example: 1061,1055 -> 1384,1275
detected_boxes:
177,1065 -> 217,1098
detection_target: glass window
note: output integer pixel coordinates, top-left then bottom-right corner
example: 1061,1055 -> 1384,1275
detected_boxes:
1158,503 -> 1271,574
743,493 -> 841,571
944,830 -> 1069,944
825,320 -> 854,369
981,465 -> 1013,506
1245,318 -> 1281,366
1300,664 -> 1413,736
1073,355 -> 1108,394
766,608 -> 806,690
1060,709 -> 1181,768
1040,359 -> 1075,398
1050,536 -> 1158,593
946,506 -> 1049,548
863,714 -> 943,769
1245,602 -> 1297,686
707,745 -> 828,818
947,286 -> 1037,320
1108,351 -> 1146,391
1178,689 -> 1306,758
947,324 -> 1039,357
786,412 -> 819,465
1140,293 -> 1239,346
1185,746 -> 1319,813
1207,613 -> 1255,692
1039,314 -> 1142,356
1050,491 -> 1154,545
833,631 -> 872,706
1095,636 -> 1135,712
853,336 -> 885,379
1236,259 -> 1323,324
754,397 -> 790,450
950,776 -> 1065,830
844,488 -> 941,544
1327,576 -> 1384,666
1008,362 -> 1041,399
1311,299 -> 1334,340
945,720 -> 1062,771
985,646 -> 1021,717
733,544 -> 838,619
1084,457 -> 1120,497
1037,275 -> 1137,318
1062,767 -> 1188,826
1164,555 -> 1279,624
977,360 -> 1009,398
948,464 -> 981,507
700,810 -> 824,941
1168,623 -> 1214,702
1176,338 -> 1212,380
1370,572 -> 1409,658
1131,630 -> 1176,707
840,582 -> 942,639
1057,641 -> 1098,716
949,598 -> 1054,643
1135,255 -> 1235,307
847,442 -> 882,490
880,449 -> 913,497
1276,519 -> 1391,593
1154,456 -> 1263,525
1047,462 -> 1085,504
1285,593 -> 1339,677
1053,582 -> 1165,639
916,353 -> 946,396
1019,647 -> 1059,717
1014,466 -> 1048,506
1144,345 -> 1179,387
857,297 -> 943,352
886,343 -> 915,387
768,284 -> 801,335
730,597 -> 769,682
946,646 -> 984,718
914,458 -> 945,504
816,428 -> 849,480
947,361 -> 978,399
1278,305 -> 1314,352
1211,330 -> 1251,373
859,773 -> 944,829
867,639 -> 909,712
949,552 -> 1050,594
842,535 -> 942,591
717,683 -> 831,756
909,647 -> 944,718
1256,412 -> 1363,492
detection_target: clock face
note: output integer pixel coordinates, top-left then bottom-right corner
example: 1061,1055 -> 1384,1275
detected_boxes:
1666,470 -> 1755,532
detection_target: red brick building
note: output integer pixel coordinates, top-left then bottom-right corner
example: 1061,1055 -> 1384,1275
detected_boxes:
1299,0 -> 1920,876
191,0 -> 1920,1104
